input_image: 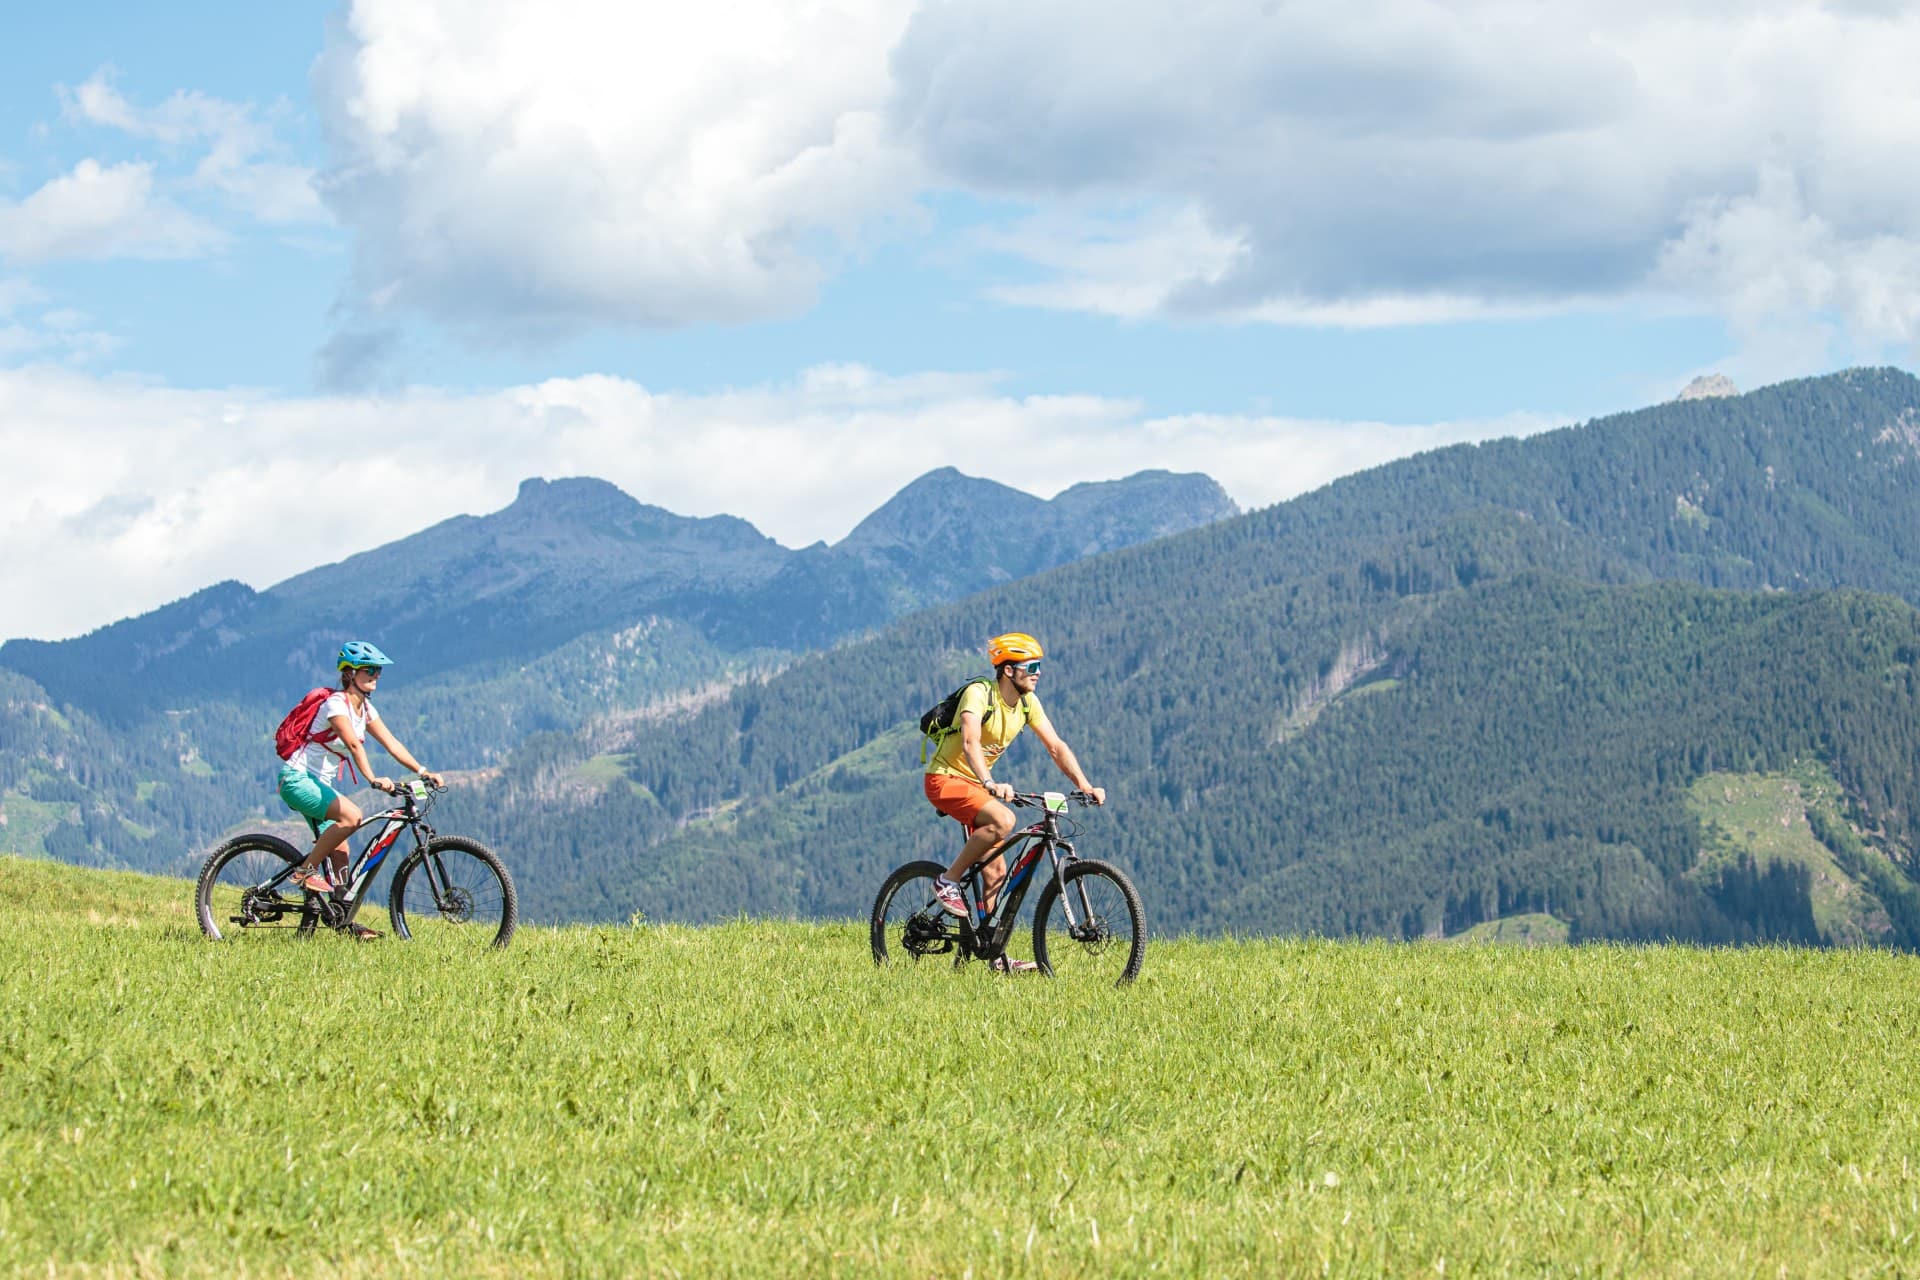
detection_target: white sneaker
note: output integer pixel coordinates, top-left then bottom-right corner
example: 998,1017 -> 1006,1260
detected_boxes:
931,877 -> 969,918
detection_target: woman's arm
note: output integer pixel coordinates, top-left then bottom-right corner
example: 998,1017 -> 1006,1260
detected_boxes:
366,718 -> 442,787
330,713 -> 392,792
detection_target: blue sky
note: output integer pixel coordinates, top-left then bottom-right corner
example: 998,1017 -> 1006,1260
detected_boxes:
5,0 -> 1919,639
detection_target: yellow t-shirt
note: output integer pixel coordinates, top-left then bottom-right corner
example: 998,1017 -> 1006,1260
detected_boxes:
925,680 -> 1050,780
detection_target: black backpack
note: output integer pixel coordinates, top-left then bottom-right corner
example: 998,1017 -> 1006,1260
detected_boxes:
919,677 -> 1028,762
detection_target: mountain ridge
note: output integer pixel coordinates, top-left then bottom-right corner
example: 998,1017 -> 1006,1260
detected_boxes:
463,367 -> 1920,941
2,466 -> 1235,721
0,464 -> 1237,870
13,368 -> 1920,949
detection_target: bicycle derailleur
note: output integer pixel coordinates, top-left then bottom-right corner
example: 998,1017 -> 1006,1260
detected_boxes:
902,912 -> 960,957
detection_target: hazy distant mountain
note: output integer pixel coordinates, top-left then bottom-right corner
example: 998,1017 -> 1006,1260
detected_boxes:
1,469 -> 1236,723
0,466 -> 1235,871
706,468 -> 1239,647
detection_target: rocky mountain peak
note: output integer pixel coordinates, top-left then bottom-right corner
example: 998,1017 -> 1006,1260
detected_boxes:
508,476 -> 642,520
1677,374 -> 1739,401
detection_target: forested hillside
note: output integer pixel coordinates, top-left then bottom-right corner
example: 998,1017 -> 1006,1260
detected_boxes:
11,368 -> 1920,942
459,368 -> 1920,940
0,468 -> 1232,866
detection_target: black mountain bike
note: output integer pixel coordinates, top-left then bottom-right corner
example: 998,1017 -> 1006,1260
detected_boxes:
195,778 -> 517,949
871,790 -> 1146,984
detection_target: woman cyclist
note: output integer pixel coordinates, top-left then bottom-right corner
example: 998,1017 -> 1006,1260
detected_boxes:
279,640 -> 441,939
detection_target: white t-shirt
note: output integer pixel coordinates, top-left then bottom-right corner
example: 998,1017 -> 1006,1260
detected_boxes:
283,692 -> 379,785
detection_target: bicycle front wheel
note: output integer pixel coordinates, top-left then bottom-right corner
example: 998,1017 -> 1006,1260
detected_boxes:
1032,859 -> 1146,985
871,859 -> 967,966
388,836 -> 517,950
196,833 -> 307,941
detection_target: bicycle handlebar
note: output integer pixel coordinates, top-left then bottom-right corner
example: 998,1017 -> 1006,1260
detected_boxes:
1008,790 -> 1102,808
372,775 -> 446,796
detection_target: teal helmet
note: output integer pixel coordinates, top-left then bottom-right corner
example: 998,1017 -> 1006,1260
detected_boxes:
337,640 -> 394,670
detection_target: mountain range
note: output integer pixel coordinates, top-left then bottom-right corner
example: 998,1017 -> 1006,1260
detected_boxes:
445,368 -> 1920,944
0,466 -> 1235,869
10,368 -> 1920,950
3,467 -> 1236,722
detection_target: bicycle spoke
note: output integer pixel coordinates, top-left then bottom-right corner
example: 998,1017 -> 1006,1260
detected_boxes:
196,836 -> 305,941
389,837 -> 517,950
1034,860 -> 1147,985
871,860 -> 967,966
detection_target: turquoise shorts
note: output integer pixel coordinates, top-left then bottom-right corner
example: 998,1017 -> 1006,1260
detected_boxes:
278,763 -> 341,837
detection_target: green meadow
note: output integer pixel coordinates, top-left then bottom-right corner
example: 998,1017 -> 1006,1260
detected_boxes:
5,854 -> 1920,1277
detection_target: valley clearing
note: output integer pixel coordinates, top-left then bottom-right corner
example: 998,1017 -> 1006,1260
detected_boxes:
3,854 -> 1918,1276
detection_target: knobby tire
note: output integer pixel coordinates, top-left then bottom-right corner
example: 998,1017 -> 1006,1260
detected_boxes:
387,835 -> 518,949
195,833 -> 307,941
871,858 -> 966,967
1032,858 -> 1147,985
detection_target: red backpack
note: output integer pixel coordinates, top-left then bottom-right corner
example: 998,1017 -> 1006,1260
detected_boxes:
273,688 -> 360,783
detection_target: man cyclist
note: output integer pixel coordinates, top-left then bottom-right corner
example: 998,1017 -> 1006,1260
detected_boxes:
279,641 -> 441,939
924,632 -> 1105,968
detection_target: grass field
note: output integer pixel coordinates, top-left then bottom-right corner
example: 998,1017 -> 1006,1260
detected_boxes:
5,854 -> 1920,1276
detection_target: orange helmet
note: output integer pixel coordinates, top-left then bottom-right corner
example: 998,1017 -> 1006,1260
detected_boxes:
987,632 -> 1044,666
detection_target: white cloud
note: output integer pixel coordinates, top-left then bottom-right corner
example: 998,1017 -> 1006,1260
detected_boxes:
313,0 -> 922,339
61,71 -> 327,225
0,362 -> 1555,641
1659,165 -> 1920,349
0,278 -> 118,363
977,203 -> 1247,318
977,203 -> 1613,327
299,0 -> 1920,361
891,0 -> 1920,345
0,159 -> 224,264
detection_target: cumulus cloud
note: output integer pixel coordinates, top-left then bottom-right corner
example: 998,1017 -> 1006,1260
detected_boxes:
313,0 -> 922,340
313,325 -> 406,391
0,159 -> 224,264
305,0 -> 1920,360
891,0 -> 1920,345
1658,165 -> 1920,349
0,362 -> 1551,640
60,71 -> 326,224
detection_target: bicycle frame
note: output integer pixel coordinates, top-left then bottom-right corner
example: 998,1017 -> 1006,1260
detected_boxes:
255,783 -> 438,926
954,793 -> 1092,962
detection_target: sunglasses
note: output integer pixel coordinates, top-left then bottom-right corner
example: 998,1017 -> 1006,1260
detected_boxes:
1013,660 -> 1042,675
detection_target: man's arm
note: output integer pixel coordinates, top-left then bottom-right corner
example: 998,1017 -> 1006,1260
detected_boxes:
1028,718 -> 1104,805
959,711 -> 1014,801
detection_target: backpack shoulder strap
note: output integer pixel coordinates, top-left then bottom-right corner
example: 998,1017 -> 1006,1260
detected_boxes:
973,676 -> 998,726
305,688 -> 341,745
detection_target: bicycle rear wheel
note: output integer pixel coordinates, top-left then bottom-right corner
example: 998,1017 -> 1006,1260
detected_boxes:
196,833 -> 308,941
871,859 -> 968,966
387,836 -> 517,950
1032,859 -> 1147,985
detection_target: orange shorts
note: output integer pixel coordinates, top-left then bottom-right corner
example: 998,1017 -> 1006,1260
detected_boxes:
924,772 -> 994,831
